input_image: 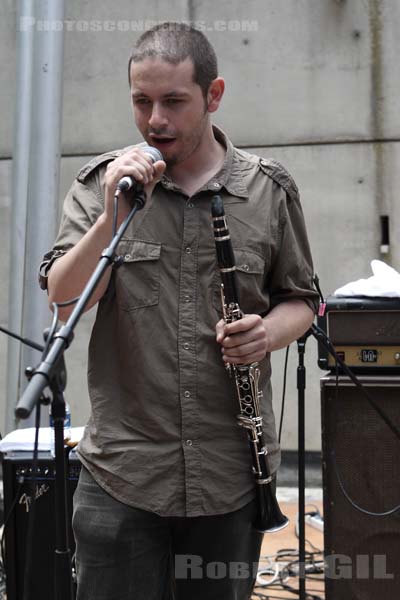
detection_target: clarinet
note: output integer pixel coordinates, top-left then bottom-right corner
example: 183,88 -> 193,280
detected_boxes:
211,194 -> 289,533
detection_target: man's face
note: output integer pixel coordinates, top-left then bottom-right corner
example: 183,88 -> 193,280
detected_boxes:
130,57 -> 210,167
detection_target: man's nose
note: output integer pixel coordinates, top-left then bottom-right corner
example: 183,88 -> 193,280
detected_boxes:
149,104 -> 168,129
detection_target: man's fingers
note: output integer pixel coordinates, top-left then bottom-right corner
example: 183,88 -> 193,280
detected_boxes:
153,160 -> 166,179
222,339 -> 259,358
221,326 -> 265,349
215,319 -> 226,343
222,347 -> 265,365
106,148 -> 163,190
223,314 -> 262,335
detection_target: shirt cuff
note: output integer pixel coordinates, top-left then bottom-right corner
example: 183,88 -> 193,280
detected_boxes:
38,249 -> 67,290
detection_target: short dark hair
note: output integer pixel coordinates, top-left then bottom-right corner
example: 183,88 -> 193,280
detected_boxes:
128,22 -> 218,98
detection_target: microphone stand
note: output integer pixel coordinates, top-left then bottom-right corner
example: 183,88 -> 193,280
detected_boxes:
296,332 -> 310,600
14,186 -> 146,600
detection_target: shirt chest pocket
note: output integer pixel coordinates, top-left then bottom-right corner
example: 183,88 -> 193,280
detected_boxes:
114,239 -> 161,311
213,248 -> 268,316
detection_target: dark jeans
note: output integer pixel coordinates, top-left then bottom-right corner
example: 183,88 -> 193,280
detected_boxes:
72,467 -> 263,600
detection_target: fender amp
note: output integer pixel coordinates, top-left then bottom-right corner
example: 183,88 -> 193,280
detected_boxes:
2,451 -> 81,600
317,296 -> 400,374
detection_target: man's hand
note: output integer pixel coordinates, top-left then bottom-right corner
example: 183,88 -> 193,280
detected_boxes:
215,314 -> 270,365
101,147 -> 166,228
215,301 -> 315,365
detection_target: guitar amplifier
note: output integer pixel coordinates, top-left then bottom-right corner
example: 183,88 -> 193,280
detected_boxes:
317,296 -> 400,374
2,451 -> 81,600
321,375 -> 400,599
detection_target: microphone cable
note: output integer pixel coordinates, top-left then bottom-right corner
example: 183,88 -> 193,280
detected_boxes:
278,345 -> 290,445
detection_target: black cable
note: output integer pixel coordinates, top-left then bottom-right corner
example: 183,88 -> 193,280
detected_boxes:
279,556 -> 324,600
278,345 -> 290,444
331,448 -> 400,516
312,274 -> 325,305
254,547 -> 325,600
112,194 -> 119,237
0,325 -> 44,352
41,303 -> 59,359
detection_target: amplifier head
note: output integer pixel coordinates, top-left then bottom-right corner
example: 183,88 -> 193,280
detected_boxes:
317,296 -> 400,373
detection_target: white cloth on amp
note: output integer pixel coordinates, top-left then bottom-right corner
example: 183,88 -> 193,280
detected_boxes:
334,260 -> 400,298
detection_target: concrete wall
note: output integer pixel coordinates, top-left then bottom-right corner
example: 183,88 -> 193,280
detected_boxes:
1,0 -> 399,453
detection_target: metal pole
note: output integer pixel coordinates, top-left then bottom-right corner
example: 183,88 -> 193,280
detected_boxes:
7,0 -> 65,431
297,337 -> 307,600
5,0 -> 35,433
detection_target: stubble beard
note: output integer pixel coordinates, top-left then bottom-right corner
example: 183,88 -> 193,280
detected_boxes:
157,104 -> 210,168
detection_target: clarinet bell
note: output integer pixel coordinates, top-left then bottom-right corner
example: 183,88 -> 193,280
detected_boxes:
254,482 -> 289,533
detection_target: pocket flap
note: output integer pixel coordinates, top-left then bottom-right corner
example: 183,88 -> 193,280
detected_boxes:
118,239 -> 161,263
234,249 -> 264,274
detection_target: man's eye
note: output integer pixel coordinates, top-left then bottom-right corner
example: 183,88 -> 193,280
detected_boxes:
165,98 -> 183,105
134,98 -> 151,105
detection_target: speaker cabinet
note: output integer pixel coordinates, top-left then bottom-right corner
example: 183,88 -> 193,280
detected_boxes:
2,452 -> 81,600
321,376 -> 400,600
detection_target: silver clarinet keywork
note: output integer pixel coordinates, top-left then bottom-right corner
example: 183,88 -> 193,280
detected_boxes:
211,194 -> 289,533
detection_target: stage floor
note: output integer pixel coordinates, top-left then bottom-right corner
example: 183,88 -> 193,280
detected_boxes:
253,488 -> 325,600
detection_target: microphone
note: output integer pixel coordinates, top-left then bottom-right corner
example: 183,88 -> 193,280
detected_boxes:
116,146 -> 164,192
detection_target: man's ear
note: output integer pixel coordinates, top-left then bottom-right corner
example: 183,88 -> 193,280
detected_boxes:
207,77 -> 225,113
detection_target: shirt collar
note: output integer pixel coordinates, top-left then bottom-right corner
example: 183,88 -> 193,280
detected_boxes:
160,125 -> 249,199
208,126 -> 249,198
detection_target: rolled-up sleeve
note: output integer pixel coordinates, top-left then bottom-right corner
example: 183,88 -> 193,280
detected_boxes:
268,190 -> 318,314
38,177 -> 104,291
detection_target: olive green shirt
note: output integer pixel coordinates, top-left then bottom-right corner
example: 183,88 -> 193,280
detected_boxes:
40,127 -> 318,517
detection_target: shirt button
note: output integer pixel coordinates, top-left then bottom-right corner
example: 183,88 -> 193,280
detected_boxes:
213,182 -> 221,189
187,202 -> 194,208
125,254 -> 131,260
185,247 -> 192,254
183,342 -> 190,350
184,390 -> 191,398
184,295 -> 191,302
185,439 -> 193,446
242,264 -> 250,272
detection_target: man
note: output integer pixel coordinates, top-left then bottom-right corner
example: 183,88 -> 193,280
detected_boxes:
40,22 -> 318,600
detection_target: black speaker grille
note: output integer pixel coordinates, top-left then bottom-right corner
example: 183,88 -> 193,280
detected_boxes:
322,379 -> 400,600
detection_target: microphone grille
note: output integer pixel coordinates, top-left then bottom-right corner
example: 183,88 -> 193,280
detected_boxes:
143,146 -> 164,163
